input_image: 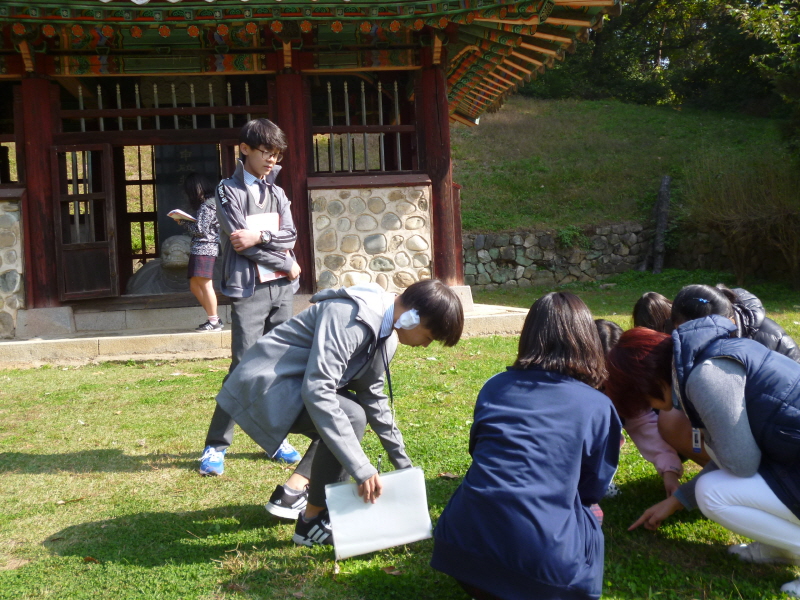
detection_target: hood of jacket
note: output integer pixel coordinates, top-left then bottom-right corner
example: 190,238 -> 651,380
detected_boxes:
310,284 -> 394,340
231,158 -> 282,187
673,314 -> 737,404
732,287 -> 766,338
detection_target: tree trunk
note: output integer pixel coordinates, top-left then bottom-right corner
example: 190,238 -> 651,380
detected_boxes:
652,175 -> 671,274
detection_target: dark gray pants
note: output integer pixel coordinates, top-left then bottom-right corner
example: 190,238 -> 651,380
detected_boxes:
289,391 -> 367,507
205,278 -> 293,450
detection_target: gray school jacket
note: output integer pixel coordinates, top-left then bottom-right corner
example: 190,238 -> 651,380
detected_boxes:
216,284 -> 412,484
215,161 -> 299,298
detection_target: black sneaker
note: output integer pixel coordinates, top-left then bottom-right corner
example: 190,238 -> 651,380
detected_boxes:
196,320 -> 224,332
292,510 -> 333,547
265,484 -> 308,520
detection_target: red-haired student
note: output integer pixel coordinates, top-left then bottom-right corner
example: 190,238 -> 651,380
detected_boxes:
605,320 -> 800,598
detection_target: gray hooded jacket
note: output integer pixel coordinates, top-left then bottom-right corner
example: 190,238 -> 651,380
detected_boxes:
216,284 -> 412,484
215,160 -> 299,298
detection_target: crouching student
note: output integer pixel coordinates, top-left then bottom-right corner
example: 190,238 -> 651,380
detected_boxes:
215,279 -> 463,547
432,292 -> 621,600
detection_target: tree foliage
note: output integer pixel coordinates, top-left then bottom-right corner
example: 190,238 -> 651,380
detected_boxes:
733,1 -> 800,148
522,0 -> 783,114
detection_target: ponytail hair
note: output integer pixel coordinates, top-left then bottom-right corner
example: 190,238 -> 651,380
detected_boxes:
671,284 -> 733,328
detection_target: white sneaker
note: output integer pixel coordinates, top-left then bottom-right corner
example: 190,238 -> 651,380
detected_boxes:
727,542 -> 800,566
781,578 -> 800,598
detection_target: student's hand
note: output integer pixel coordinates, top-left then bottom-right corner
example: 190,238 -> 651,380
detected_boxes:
629,496 -> 682,531
358,473 -> 382,504
662,471 -> 680,497
288,261 -> 301,281
230,229 -> 261,251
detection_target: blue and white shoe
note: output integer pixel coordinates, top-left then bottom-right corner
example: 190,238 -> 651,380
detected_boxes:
271,439 -> 302,464
199,446 -> 226,476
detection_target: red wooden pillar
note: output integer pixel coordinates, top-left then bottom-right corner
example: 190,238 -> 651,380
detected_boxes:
274,72 -> 313,294
20,78 -> 61,307
418,61 -> 463,285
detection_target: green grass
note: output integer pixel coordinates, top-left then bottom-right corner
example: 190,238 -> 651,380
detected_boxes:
2,275 -> 799,599
452,97 -> 786,232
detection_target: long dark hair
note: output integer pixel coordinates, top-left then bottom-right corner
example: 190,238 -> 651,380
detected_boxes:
183,173 -> 215,211
671,284 -> 733,328
513,292 -> 606,389
633,291 -> 672,332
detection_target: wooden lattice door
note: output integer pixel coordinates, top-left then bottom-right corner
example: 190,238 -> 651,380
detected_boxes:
51,144 -> 119,300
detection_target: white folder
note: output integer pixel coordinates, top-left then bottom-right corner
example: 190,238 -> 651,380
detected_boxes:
325,467 -> 432,560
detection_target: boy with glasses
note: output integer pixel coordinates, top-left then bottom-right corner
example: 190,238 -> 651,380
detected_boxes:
199,118 -> 302,476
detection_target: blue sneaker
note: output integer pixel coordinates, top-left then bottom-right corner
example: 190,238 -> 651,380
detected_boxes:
271,439 -> 302,464
199,446 -> 226,476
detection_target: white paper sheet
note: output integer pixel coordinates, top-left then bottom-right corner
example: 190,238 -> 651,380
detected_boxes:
245,214 -> 288,283
325,467 -> 432,560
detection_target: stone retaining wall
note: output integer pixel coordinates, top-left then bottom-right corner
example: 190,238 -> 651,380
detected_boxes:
0,198 -> 23,338
462,224 -> 652,291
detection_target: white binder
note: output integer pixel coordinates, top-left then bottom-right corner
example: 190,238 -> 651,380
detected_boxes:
325,467 -> 433,560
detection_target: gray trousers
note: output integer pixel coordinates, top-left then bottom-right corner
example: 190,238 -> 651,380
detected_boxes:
289,391 -> 368,507
205,278 -> 293,450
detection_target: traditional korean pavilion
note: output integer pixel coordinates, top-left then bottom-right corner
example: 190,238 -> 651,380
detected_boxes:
0,0 -> 620,337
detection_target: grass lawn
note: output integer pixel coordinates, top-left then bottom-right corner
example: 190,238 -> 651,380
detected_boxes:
1,271 -> 799,599
452,97 -> 786,232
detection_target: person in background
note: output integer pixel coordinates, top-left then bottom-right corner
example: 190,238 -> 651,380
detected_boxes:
170,173 -> 222,331
596,315 -> 686,497
632,291 -> 672,333
432,292 -> 621,600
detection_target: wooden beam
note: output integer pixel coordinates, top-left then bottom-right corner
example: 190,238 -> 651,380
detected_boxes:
19,41 -> 34,73
274,72 -> 312,293
495,64 -> 525,81
532,30 -> 574,44
433,33 -> 443,65
283,41 -> 292,70
54,128 -> 242,146
488,72 -> 515,87
20,79 -> 60,307
504,59 -> 533,75
59,105 -> 270,120
555,0 -> 616,5
311,124 -> 415,134
520,41 -> 560,57
418,65 -> 460,285
449,112 -> 478,127
475,16 -> 539,26
545,17 -> 594,27
511,50 -> 544,67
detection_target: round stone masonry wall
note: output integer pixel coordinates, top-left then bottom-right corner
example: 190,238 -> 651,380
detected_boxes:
0,200 -> 24,339
311,186 -> 433,293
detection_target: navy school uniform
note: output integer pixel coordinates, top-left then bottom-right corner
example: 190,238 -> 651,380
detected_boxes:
432,367 -> 622,600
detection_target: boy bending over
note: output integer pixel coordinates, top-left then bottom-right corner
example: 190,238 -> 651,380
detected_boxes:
215,279 -> 463,546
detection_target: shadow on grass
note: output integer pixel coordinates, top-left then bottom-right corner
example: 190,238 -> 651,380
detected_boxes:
0,449 -> 200,474
601,475 -> 798,599
0,449 -> 284,474
44,504 -> 288,567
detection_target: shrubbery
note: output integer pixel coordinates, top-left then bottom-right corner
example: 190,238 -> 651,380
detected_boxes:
681,152 -> 800,287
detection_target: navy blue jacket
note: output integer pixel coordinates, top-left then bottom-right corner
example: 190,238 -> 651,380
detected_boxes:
673,315 -> 800,518
431,367 -> 621,600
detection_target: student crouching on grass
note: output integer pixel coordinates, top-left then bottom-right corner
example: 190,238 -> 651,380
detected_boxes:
605,319 -> 800,598
431,292 -> 621,600
215,279 -> 463,547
